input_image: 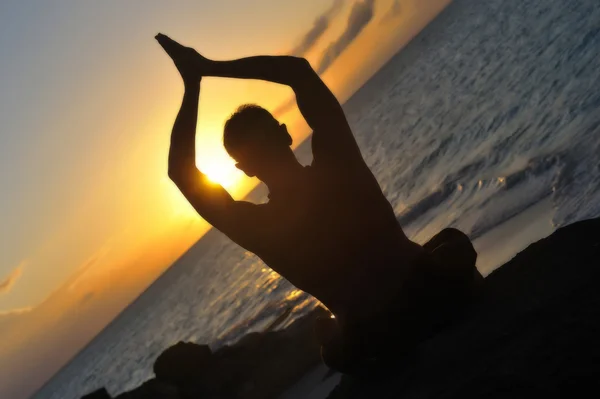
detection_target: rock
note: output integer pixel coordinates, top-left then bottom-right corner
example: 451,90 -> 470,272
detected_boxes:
210,306 -> 329,398
152,342 -> 214,386
88,306 -> 329,399
86,218 -> 600,398
114,379 -> 179,399
81,388 -> 111,399
326,217 -> 600,398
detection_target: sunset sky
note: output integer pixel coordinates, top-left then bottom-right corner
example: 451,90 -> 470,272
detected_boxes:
0,1 -> 450,397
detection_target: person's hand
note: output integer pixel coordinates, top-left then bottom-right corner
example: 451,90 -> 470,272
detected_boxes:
155,33 -> 211,84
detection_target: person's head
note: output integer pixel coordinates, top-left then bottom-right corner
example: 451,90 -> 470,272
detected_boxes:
223,104 -> 293,179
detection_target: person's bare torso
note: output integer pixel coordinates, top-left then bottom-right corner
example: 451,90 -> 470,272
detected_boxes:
243,162 -> 416,316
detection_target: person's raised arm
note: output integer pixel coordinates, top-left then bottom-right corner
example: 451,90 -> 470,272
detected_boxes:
157,34 -> 262,245
152,31 -> 363,167
204,55 -> 364,166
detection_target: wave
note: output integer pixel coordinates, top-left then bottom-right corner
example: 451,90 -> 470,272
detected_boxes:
215,292 -> 317,347
397,182 -> 459,226
398,153 -> 568,239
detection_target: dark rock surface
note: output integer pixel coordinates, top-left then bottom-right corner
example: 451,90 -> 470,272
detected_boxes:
81,388 -> 111,399
83,217 -> 600,398
327,217 -> 600,398
83,307 -> 328,399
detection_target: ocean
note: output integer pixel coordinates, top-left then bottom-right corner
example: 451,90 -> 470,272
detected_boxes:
35,0 -> 600,397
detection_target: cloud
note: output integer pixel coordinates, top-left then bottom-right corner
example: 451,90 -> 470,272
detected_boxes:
274,0 -> 377,117
0,306 -> 33,317
380,0 -> 402,25
316,0 -> 377,74
0,306 -> 33,332
290,0 -> 346,57
0,264 -> 24,295
68,242 -> 113,291
79,292 -> 95,306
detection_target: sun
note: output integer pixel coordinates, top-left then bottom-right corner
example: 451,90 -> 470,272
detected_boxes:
199,157 -> 242,189
194,126 -> 245,191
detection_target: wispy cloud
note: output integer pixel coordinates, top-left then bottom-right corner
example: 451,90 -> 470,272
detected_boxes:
0,306 -> 33,317
380,0 -> 402,25
79,291 -> 96,306
290,0 -> 346,57
316,0 -> 377,74
275,0 -> 378,117
68,243 -> 112,291
0,263 -> 25,295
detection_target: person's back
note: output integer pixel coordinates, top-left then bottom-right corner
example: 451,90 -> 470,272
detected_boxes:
251,160 -> 419,318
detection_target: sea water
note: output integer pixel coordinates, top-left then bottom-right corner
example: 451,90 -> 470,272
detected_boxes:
34,0 -> 600,397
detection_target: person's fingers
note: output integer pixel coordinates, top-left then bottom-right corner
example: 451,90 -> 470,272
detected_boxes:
155,33 -> 170,48
156,39 -> 173,56
155,34 -> 186,60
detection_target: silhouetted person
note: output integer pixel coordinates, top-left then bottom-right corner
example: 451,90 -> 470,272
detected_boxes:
156,33 -> 483,373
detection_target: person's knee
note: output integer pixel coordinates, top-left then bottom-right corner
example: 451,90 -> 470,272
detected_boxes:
426,228 -> 477,271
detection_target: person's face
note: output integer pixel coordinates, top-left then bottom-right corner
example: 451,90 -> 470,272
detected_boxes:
228,125 -> 291,178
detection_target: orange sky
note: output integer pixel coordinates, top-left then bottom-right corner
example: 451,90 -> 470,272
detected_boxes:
0,1 -> 451,398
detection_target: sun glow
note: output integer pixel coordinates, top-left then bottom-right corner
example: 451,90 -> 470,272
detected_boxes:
198,156 -> 243,189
